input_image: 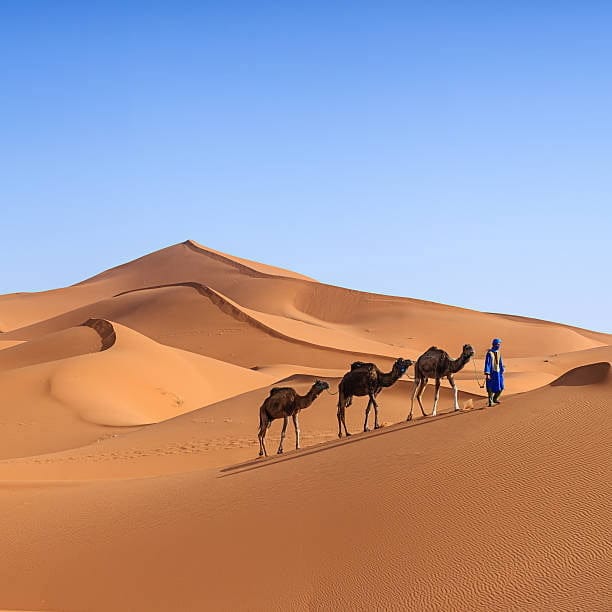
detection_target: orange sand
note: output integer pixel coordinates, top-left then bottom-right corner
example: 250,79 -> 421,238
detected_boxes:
0,241 -> 609,611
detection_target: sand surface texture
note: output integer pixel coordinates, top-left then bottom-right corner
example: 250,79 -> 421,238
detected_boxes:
0,241 -> 610,611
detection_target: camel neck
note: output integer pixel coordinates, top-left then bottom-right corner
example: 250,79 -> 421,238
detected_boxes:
297,388 -> 320,408
380,367 -> 402,387
450,353 -> 470,373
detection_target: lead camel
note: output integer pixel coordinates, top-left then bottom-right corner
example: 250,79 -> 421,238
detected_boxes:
407,344 -> 474,421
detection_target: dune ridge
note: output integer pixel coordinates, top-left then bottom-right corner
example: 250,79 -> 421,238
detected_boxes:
184,239 -> 315,281
115,281 -> 406,359
81,317 -> 116,350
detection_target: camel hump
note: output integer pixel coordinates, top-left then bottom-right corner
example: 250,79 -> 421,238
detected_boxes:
350,361 -> 375,371
270,387 -> 292,395
427,346 -> 438,352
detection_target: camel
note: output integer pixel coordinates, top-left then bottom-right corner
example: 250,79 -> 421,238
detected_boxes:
258,379 -> 329,457
407,344 -> 475,421
337,358 -> 413,438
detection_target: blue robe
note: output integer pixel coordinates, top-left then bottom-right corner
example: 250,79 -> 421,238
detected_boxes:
484,349 -> 505,393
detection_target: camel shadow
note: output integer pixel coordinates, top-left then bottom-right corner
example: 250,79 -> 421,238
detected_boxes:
219,407 -> 473,479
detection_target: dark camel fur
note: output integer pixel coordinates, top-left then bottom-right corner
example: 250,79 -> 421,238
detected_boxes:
258,380 -> 329,457
407,344 -> 474,420
337,358 -> 413,438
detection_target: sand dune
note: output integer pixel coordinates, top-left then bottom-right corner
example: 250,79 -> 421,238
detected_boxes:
0,319 -> 113,372
2,241 -> 607,358
47,320 -> 274,427
0,240 -> 316,331
0,318 -> 274,458
0,364 -> 609,611
1,284 -> 413,375
0,240 -> 610,611
550,360 -> 610,386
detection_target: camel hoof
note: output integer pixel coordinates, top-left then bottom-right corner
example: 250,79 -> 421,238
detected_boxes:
277,449 -> 283,455
374,424 -> 381,429
346,432 -> 352,437
364,427 -> 370,432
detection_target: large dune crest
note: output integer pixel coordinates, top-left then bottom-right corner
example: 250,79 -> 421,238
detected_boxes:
0,239 -> 305,331
1,241 -> 608,353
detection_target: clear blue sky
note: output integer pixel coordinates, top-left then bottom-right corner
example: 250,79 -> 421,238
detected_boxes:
1,2 -> 610,333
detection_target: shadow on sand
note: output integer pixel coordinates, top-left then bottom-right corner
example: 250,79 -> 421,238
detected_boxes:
218,405 -> 488,479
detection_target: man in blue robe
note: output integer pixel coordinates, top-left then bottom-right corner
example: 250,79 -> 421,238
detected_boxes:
484,338 -> 504,406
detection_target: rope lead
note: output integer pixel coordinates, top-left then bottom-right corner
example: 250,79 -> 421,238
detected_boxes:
472,354 -> 486,388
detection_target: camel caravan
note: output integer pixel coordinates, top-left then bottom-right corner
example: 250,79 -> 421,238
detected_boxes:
258,344 -> 480,457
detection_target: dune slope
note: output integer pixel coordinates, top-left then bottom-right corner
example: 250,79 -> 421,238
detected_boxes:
0,319 -> 274,459
0,365 -> 609,611
2,241 -> 608,362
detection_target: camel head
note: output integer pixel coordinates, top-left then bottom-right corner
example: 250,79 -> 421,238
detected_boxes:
462,344 -> 475,359
394,358 -> 414,375
312,380 -> 330,394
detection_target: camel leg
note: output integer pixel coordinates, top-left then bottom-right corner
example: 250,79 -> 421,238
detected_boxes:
277,416 -> 288,454
337,396 -> 351,438
258,414 -> 269,457
341,406 -> 351,437
372,395 -> 381,429
292,413 -> 301,449
431,378 -> 441,417
448,374 -> 460,411
363,397 -> 372,432
416,378 -> 428,417
408,380 -> 417,421
406,378 -> 421,421
264,421 -> 273,456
